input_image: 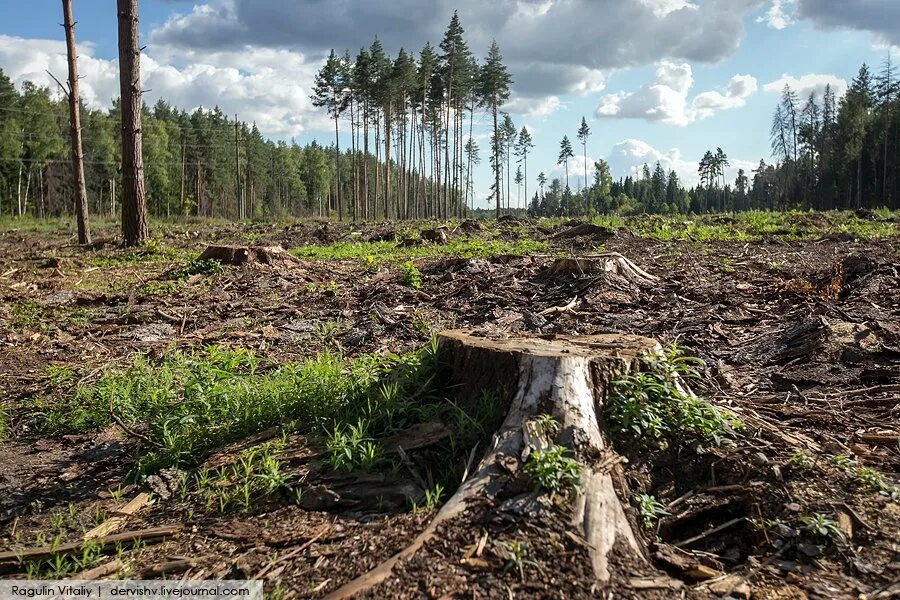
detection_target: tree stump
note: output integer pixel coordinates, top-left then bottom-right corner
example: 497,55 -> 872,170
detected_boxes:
546,252 -> 658,285
197,245 -> 299,266
551,222 -> 615,241
325,329 -> 661,599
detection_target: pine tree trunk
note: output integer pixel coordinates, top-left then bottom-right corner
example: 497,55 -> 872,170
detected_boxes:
384,102 -> 391,220
493,100 -> 500,219
363,105 -> 369,220
374,116 -> 381,220
62,0 -> 91,244
334,111 -> 342,221
116,0 -> 149,247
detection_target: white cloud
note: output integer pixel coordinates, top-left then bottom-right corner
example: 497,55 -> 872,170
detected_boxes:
606,139 -> 698,184
0,35 -> 325,138
763,73 -> 847,98
639,0 -> 698,18
595,62 -> 757,126
757,0 -> 796,30
692,74 -> 759,119
605,139 -> 755,187
548,153 -> 597,186
152,0 -> 763,99
505,95 -> 563,120
0,35 -> 119,109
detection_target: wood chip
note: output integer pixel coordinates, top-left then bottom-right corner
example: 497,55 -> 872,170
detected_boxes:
84,493 -> 151,540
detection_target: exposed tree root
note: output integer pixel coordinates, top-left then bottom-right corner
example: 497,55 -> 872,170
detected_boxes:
546,252 -> 659,285
198,244 -> 300,266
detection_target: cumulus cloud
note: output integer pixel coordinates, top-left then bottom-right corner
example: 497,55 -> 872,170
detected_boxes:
763,73 -> 847,98
606,139 -> 698,184
757,0 -> 796,30
505,95 -> 563,120
0,35 -> 325,137
796,0 -> 900,48
0,36 -> 118,109
595,62 -> 757,126
151,0 -> 765,98
605,139 -> 756,186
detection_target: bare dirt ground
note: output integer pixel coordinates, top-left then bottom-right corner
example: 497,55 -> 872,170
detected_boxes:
0,215 -> 898,599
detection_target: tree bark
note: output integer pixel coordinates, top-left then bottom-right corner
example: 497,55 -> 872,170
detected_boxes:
326,329 -> 660,599
62,0 -> 91,244
116,0 -> 149,247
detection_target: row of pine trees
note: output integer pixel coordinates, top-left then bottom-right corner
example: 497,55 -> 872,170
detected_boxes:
311,11 -> 516,220
1,9 -> 899,222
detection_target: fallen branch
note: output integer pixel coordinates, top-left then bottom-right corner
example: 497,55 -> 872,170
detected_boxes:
109,409 -> 162,448
0,525 -> 181,564
137,558 -> 200,579
539,296 -> 578,316
255,525 -> 331,579
673,517 -> 746,548
69,560 -> 123,580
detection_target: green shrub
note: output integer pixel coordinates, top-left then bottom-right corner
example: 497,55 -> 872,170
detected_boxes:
523,445 -> 581,492
400,261 -> 423,289
605,345 -> 739,446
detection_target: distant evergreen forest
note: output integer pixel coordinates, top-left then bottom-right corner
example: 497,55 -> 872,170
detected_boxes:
0,11 -> 898,220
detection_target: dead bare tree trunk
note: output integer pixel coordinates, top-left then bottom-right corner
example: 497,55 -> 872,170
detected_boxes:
62,0 -> 91,244
116,0 -> 148,247
326,330 -> 661,599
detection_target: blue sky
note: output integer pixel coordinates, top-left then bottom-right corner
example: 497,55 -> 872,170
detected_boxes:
0,0 -> 895,208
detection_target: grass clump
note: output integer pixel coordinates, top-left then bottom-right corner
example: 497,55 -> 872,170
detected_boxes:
829,454 -> 899,499
326,420 -> 381,472
187,442 -> 294,513
10,300 -> 44,330
605,344 -> 739,447
798,513 -> 845,543
170,257 -> 224,279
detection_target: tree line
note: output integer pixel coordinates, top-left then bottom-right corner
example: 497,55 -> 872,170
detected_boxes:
0,74 -> 370,223
524,59 -> 900,218
1,4 -> 899,240
311,11 -> 515,220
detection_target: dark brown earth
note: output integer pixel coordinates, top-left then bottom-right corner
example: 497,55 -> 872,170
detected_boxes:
0,217 -> 898,599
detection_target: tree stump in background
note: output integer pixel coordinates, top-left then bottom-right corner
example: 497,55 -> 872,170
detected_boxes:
197,245 -> 299,266
326,329 -> 661,599
546,252 -> 659,285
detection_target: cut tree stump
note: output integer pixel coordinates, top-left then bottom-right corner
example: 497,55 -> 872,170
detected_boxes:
197,244 -> 300,266
325,329 -> 662,599
551,222 -> 615,241
546,252 -> 659,285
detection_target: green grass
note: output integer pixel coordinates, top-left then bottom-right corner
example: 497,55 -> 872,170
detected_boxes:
31,340 -> 502,485
550,210 -> 900,242
634,493 -> 669,530
290,237 -> 548,263
10,300 -> 45,330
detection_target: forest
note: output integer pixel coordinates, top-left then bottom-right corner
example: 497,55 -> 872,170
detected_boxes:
1,2 -> 899,600
2,12 -> 899,224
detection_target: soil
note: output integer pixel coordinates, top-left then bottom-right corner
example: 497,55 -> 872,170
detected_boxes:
0,218 -> 898,599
